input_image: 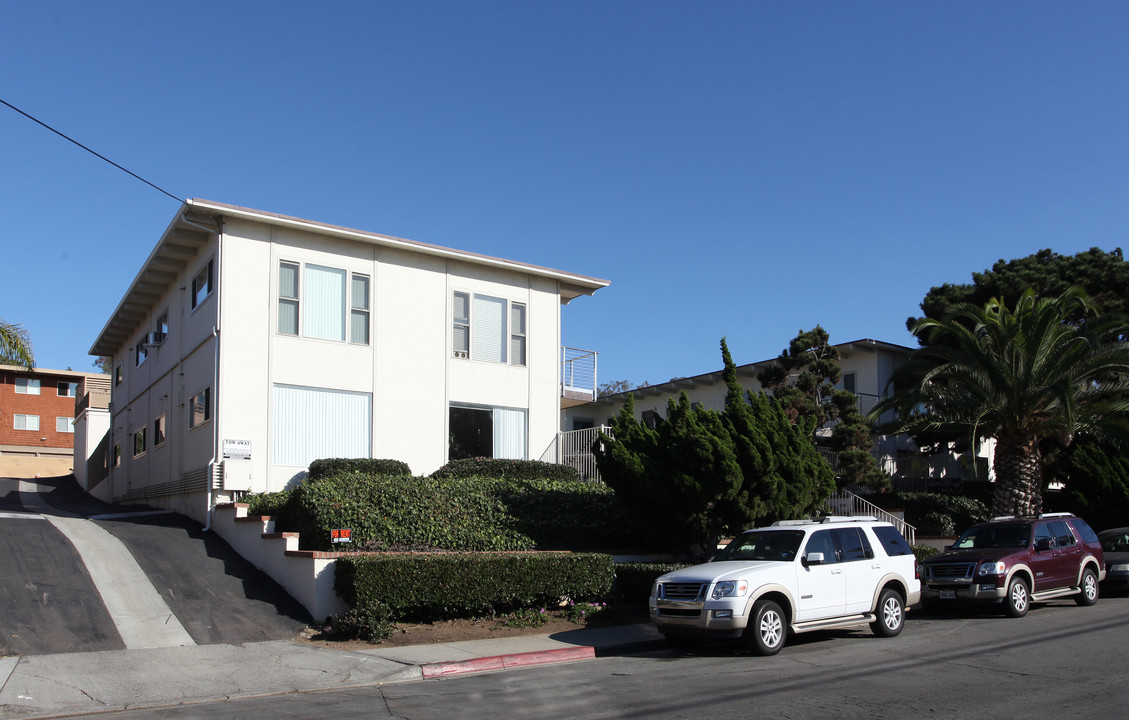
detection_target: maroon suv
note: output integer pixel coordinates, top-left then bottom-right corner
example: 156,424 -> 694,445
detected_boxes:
920,513 -> 1105,617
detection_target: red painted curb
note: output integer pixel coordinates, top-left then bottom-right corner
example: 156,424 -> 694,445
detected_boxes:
421,646 -> 597,678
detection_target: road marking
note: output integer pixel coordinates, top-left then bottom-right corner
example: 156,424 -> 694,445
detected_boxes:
17,481 -> 197,650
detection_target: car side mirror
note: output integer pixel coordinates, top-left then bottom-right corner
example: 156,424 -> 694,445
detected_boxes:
1035,538 -> 1052,552
943,545 -> 953,551
803,552 -> 825,567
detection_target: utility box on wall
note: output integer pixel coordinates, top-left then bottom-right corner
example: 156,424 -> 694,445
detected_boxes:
222,457 -> 254,491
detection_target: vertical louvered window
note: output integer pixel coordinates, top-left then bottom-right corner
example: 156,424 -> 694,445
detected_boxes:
452,292 -> 470,358
273,384 -> 372,467
510,302 -> 526,367
472,295 -> 507,363
278,262 -> 299,335
350,274 -> 370,345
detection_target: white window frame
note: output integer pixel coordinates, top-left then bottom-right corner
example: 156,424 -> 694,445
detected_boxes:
58,381 -> 78,397
350,273 -> 370,345
278,261 -> 300,335
191,259 -> 214,311
510,302 -> 527,367
56,416 -> 74,433
135,341 -> 148,367
133,426 -> 147,458
15,377 -> 40,395
452,292 -> 528,366
14,414 -> 40,431
113,443 -> 122,468
114,364 -> 123,386
452,291 -> 470,359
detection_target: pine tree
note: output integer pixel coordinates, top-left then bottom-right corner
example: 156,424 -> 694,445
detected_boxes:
595,339 -> 834,556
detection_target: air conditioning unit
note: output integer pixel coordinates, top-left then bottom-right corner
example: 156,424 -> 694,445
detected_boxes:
145,331 -> 165,346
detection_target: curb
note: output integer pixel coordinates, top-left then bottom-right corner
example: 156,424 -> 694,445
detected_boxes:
418,637 -> 670,679
421,646 -> 596,678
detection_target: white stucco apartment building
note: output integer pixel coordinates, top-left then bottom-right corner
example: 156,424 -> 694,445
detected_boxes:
87,199 -> 607,524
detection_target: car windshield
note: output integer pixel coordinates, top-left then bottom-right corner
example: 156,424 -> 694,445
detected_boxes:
952,524 -> 1030,549
1099,530 -> 1129,553
713,530 -> 805,562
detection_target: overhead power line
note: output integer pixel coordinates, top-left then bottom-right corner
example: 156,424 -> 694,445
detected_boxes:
1,97 -> 183,204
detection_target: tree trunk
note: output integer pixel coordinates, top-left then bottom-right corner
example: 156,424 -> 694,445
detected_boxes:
992,436 -> 1043,517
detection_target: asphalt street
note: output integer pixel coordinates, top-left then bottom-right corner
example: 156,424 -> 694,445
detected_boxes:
25,594 -> 1128,720
0,474 -> 309,656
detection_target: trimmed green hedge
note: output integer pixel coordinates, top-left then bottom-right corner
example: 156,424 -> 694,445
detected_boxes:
290,473 -> 634,552
308,458 -> 412,481
335,552 -> 615,620
244,489 -> 302,531
493,477 -> 634,551
613,562 -> 691,605
431,458 -> 578,483
294,474 -> 533,551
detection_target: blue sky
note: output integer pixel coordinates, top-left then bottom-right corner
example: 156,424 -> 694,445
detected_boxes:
2,2 -> 1126,387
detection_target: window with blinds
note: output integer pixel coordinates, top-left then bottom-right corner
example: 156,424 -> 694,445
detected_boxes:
451,292 -> 527,366
273,384 -> 372,467
277,261 -> 370,345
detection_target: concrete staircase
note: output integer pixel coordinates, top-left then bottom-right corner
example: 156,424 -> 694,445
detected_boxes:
211,503 -> 348,623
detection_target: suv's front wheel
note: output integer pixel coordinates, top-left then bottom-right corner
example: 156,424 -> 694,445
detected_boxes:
745,599 -> 786,656
1075,567 -> 1099,606
870,588 -> 905,637
1004,576 -> 1030,618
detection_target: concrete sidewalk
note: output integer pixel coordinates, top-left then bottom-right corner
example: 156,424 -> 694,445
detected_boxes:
0,622 -> 665,718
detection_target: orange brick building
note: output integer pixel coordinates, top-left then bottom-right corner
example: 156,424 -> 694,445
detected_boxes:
0,365 -> 107,459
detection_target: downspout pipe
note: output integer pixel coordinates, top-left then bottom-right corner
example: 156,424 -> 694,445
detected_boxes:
201,216 -> 224,531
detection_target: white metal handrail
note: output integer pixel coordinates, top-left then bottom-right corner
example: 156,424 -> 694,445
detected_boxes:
828,489 -> 916,545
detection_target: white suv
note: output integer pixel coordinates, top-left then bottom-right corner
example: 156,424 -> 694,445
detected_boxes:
650,516 -> 921,655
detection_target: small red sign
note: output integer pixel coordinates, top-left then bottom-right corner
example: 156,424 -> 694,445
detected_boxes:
331,528 -> 352,544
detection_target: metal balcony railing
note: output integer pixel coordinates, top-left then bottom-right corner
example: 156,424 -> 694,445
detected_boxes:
561,347 -> 597,403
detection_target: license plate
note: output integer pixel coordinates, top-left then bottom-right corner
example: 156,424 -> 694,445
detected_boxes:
940,590 -> 956,599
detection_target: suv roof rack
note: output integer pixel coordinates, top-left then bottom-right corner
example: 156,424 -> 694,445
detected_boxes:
770,516 -> 879,527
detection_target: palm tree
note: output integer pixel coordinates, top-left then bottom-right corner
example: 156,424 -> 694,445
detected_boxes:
0,318 -> 35,369
871,288 -> 1129,518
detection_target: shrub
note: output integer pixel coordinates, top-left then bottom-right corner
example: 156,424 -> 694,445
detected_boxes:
431,458 -> 578,483
492,477 -> 635,550
326,603 -> 396,643
613,562 -> 692,605
872,491 -> 989,537
912,545 -> 940,562
289,472 -> 634,552
243,489 -> 302,531
308,458 -> 411,481
293,473 -> 534,551
335,552 -> 615,621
